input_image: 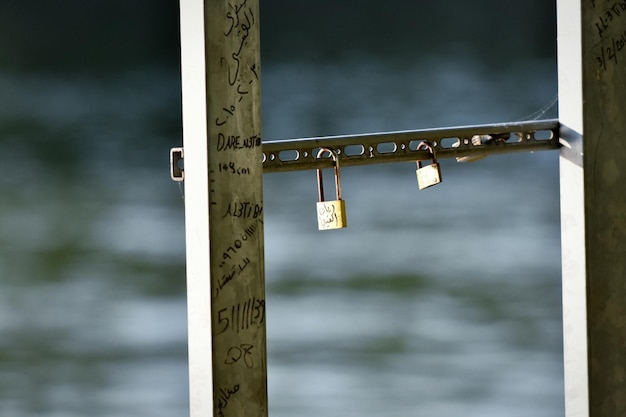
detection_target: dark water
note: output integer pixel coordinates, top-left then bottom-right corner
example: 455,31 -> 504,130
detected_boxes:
0,1 -> 563,416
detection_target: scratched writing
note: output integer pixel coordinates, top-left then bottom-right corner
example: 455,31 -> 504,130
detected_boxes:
318,202 -> 339,227
216,0 -> 257,124
224,0 -> 249,36
240,218 -> 261,240
215,0 -> 259,129
223,0 -> 255,86
224,255 -> 250,275
211,1 -> 263,413
216,383 -> 240,417
317,201 -> 347,230
216,297 -> 265,335
594,1 -> 626,37
219,219 -> 262,266
222,201 -> 263,219
214,76 -> 258,126
214,271 -> 235,299
249,63 -> 259,80
595,28 -> 626,70
213,257 -> 251,299
216,105 -> 236,126
218,161 -> 251,175
217,133 -> 262,151
214,222 -> 258,297
224,344 -> 255,368
221,238 -> 246,262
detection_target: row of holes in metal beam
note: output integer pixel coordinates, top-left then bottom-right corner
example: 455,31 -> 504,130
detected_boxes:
263,129 -> 554,163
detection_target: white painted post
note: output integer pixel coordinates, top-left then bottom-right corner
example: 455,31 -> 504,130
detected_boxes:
179,0 -> 266,416
557,1 -> 588,416
558,1 -> 626,416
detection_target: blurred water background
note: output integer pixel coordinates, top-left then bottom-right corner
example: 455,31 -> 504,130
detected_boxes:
0,1 -> 563,416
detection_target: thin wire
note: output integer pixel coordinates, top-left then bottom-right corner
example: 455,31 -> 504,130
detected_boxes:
177,182 -> 185,200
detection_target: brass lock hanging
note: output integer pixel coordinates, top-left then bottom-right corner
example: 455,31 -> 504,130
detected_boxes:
415,141 -> 442,190
316,148 -> 347,230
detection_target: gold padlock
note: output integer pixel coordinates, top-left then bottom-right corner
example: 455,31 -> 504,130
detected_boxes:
316,148 -> 347,230
415,141 -> 442,190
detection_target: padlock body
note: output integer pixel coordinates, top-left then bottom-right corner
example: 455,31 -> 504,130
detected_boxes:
316,200 -> 347,230
416,163 -> 442,190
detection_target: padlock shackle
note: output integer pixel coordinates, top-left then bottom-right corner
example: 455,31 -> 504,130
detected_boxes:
316,147 -> 342,202
415,141 -> 437,169
317,166 -> 325,202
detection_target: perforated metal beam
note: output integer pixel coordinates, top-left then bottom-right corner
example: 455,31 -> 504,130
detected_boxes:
262,119 -> 560,173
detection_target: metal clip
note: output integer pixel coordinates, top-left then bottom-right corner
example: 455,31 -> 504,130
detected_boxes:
170,147 -> 184,181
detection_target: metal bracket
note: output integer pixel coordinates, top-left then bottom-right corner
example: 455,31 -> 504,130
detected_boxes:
170,147 -> 184,181
170,119 -> 563,180
261,119 -> 560,173
559,124 -> 583,168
